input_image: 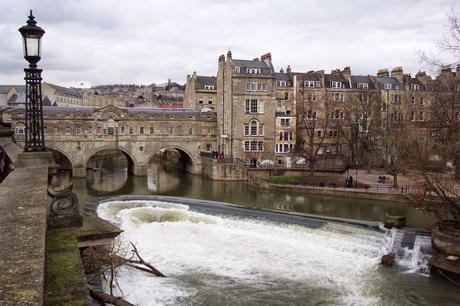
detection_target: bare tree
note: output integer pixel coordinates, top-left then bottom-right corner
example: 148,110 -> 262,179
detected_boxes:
82,242 -> 165,305
295,84 -> 331,175
413,9 -> 460,221
419,9 -> 460,70
339,88 -> 381,168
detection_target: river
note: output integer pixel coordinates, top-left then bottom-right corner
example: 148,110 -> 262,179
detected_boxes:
69,157 -> 460,306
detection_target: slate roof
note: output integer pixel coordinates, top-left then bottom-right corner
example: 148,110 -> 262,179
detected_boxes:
233,59 -> 272,74
375,77 -> 402,90
35,106 -> 205,116
324,74 -> 350,88
350,75 -> 376,89
44,82 -> 83,98
7,93 -> 25,105
233,59 -> 270,69
275,73 -> 292,82
294,72 -> 321,81
195,76 -> 217,90
0,85 -> 12,94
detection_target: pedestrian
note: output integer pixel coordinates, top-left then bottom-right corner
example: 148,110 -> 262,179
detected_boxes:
349,175 -> 353,187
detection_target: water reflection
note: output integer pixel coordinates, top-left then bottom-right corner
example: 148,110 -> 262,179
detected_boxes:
68,159 -> 439,229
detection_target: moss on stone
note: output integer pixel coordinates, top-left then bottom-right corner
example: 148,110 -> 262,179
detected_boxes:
44,232 -> 90,306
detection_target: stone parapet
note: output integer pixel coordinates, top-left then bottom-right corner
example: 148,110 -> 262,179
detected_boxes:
0,161 -> 49,305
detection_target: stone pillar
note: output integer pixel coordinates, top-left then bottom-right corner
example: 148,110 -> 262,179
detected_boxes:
132,163 -> 147,176
72,165 -> 86,178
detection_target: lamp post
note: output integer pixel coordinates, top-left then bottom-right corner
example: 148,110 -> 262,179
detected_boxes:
19,10 -> 46,152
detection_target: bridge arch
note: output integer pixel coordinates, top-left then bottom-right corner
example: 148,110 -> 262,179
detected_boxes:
85,146 -> 137,175
146,145 -> 196,172
47,146 -> 74,174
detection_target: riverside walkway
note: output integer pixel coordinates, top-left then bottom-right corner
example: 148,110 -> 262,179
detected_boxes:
0,153 -> 49,305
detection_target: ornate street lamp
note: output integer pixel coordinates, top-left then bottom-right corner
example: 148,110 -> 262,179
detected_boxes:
19,10 -> 46,152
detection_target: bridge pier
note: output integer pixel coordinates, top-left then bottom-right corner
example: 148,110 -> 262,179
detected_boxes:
133,164 -> 147,176
73,166 -> 86,178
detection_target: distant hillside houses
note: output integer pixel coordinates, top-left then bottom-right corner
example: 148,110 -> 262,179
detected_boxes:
0,79 -> 186,109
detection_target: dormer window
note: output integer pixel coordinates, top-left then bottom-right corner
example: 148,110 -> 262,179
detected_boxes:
357,83 -> 369,89
411,84 -> 420,91
304,80 -> 321,88
384,83 -> 392,90
246,68 -> 261,74
276,80 -> 287,87
235,66 -> 240,73
204,85 -> 215,90
331,81 -> 342,88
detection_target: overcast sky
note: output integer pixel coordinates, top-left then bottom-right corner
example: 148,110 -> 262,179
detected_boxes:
0,0 -> 457,87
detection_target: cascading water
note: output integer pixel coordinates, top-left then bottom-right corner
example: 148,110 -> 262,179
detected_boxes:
96,200 -> 455,306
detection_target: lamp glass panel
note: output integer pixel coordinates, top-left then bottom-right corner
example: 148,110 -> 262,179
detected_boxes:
25,36 -> 40,57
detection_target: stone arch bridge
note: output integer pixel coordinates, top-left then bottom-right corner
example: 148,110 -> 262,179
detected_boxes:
5,106 -> 217,177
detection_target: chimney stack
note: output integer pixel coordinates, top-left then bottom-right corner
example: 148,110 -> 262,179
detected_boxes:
391,66 -> 404,83
227,50 -> 232,60
286,65 -> 292,73
377,68 -> 389,77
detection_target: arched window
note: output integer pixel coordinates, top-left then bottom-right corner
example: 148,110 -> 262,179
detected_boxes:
107,117 -> 116,135
244,120 -> 263,137
250,120 -> 258,136
15,123 -> 25,135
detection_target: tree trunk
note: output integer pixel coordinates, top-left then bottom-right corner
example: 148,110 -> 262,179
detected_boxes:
89,289 -> 135,306
393,173 -> 398,189
455,157 -> 460,180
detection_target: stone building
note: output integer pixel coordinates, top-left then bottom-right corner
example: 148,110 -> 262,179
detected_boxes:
42,82 -> 84,107
216,51 -> 276,167
184,72 -> 217,111
274,69 -> 296,166
3,105 -> 217,177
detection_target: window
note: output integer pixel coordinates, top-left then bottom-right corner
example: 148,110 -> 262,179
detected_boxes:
281,118 -> 290,127
150,127 -> 154,134
304,80 -> 321,87
235,66 -> 240,73
189,128 -> 193,135
258,142 -> 264,151
208,98 -> 213,105
411,84 -> 420,91
276,80 -> 287,87
65,127 -> 71,134
198,98 -> 204,105
246,120 -> 263,136
246,68 -> 261,74
244,141 -> 264,152
15,124 -> 25,135
245,99 -> 264,114
420,97 -> 424,105
420,111 -> 425,121
129,127 -> 133,134
140,127 -> 144,134
306,93 -> 317,101
357,83 -> 369,89
120,126 -> 124,134
411,96 -> 416,104
333,92 -> 344,102
76,127 -> 82,135
331,81 -> 342,88
246,82 -> 267,92
410,111 -> 416,121
204,85 -> 215,90
306,109 -> 316,120
384,83 -> 392,90
276,99 -> 282,107
169,127 -> 174,134
244,125 -> 249,136
317,130 -> 322,137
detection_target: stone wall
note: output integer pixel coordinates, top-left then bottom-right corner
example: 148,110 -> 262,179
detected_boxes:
201,157 -> 247,181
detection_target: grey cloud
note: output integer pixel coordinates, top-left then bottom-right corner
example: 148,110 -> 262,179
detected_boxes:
0,0 -> 458,87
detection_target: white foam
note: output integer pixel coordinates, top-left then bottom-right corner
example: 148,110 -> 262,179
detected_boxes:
98,200 -> 392,305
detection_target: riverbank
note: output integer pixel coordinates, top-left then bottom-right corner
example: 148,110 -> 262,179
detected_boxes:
250,178 -> 407,203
